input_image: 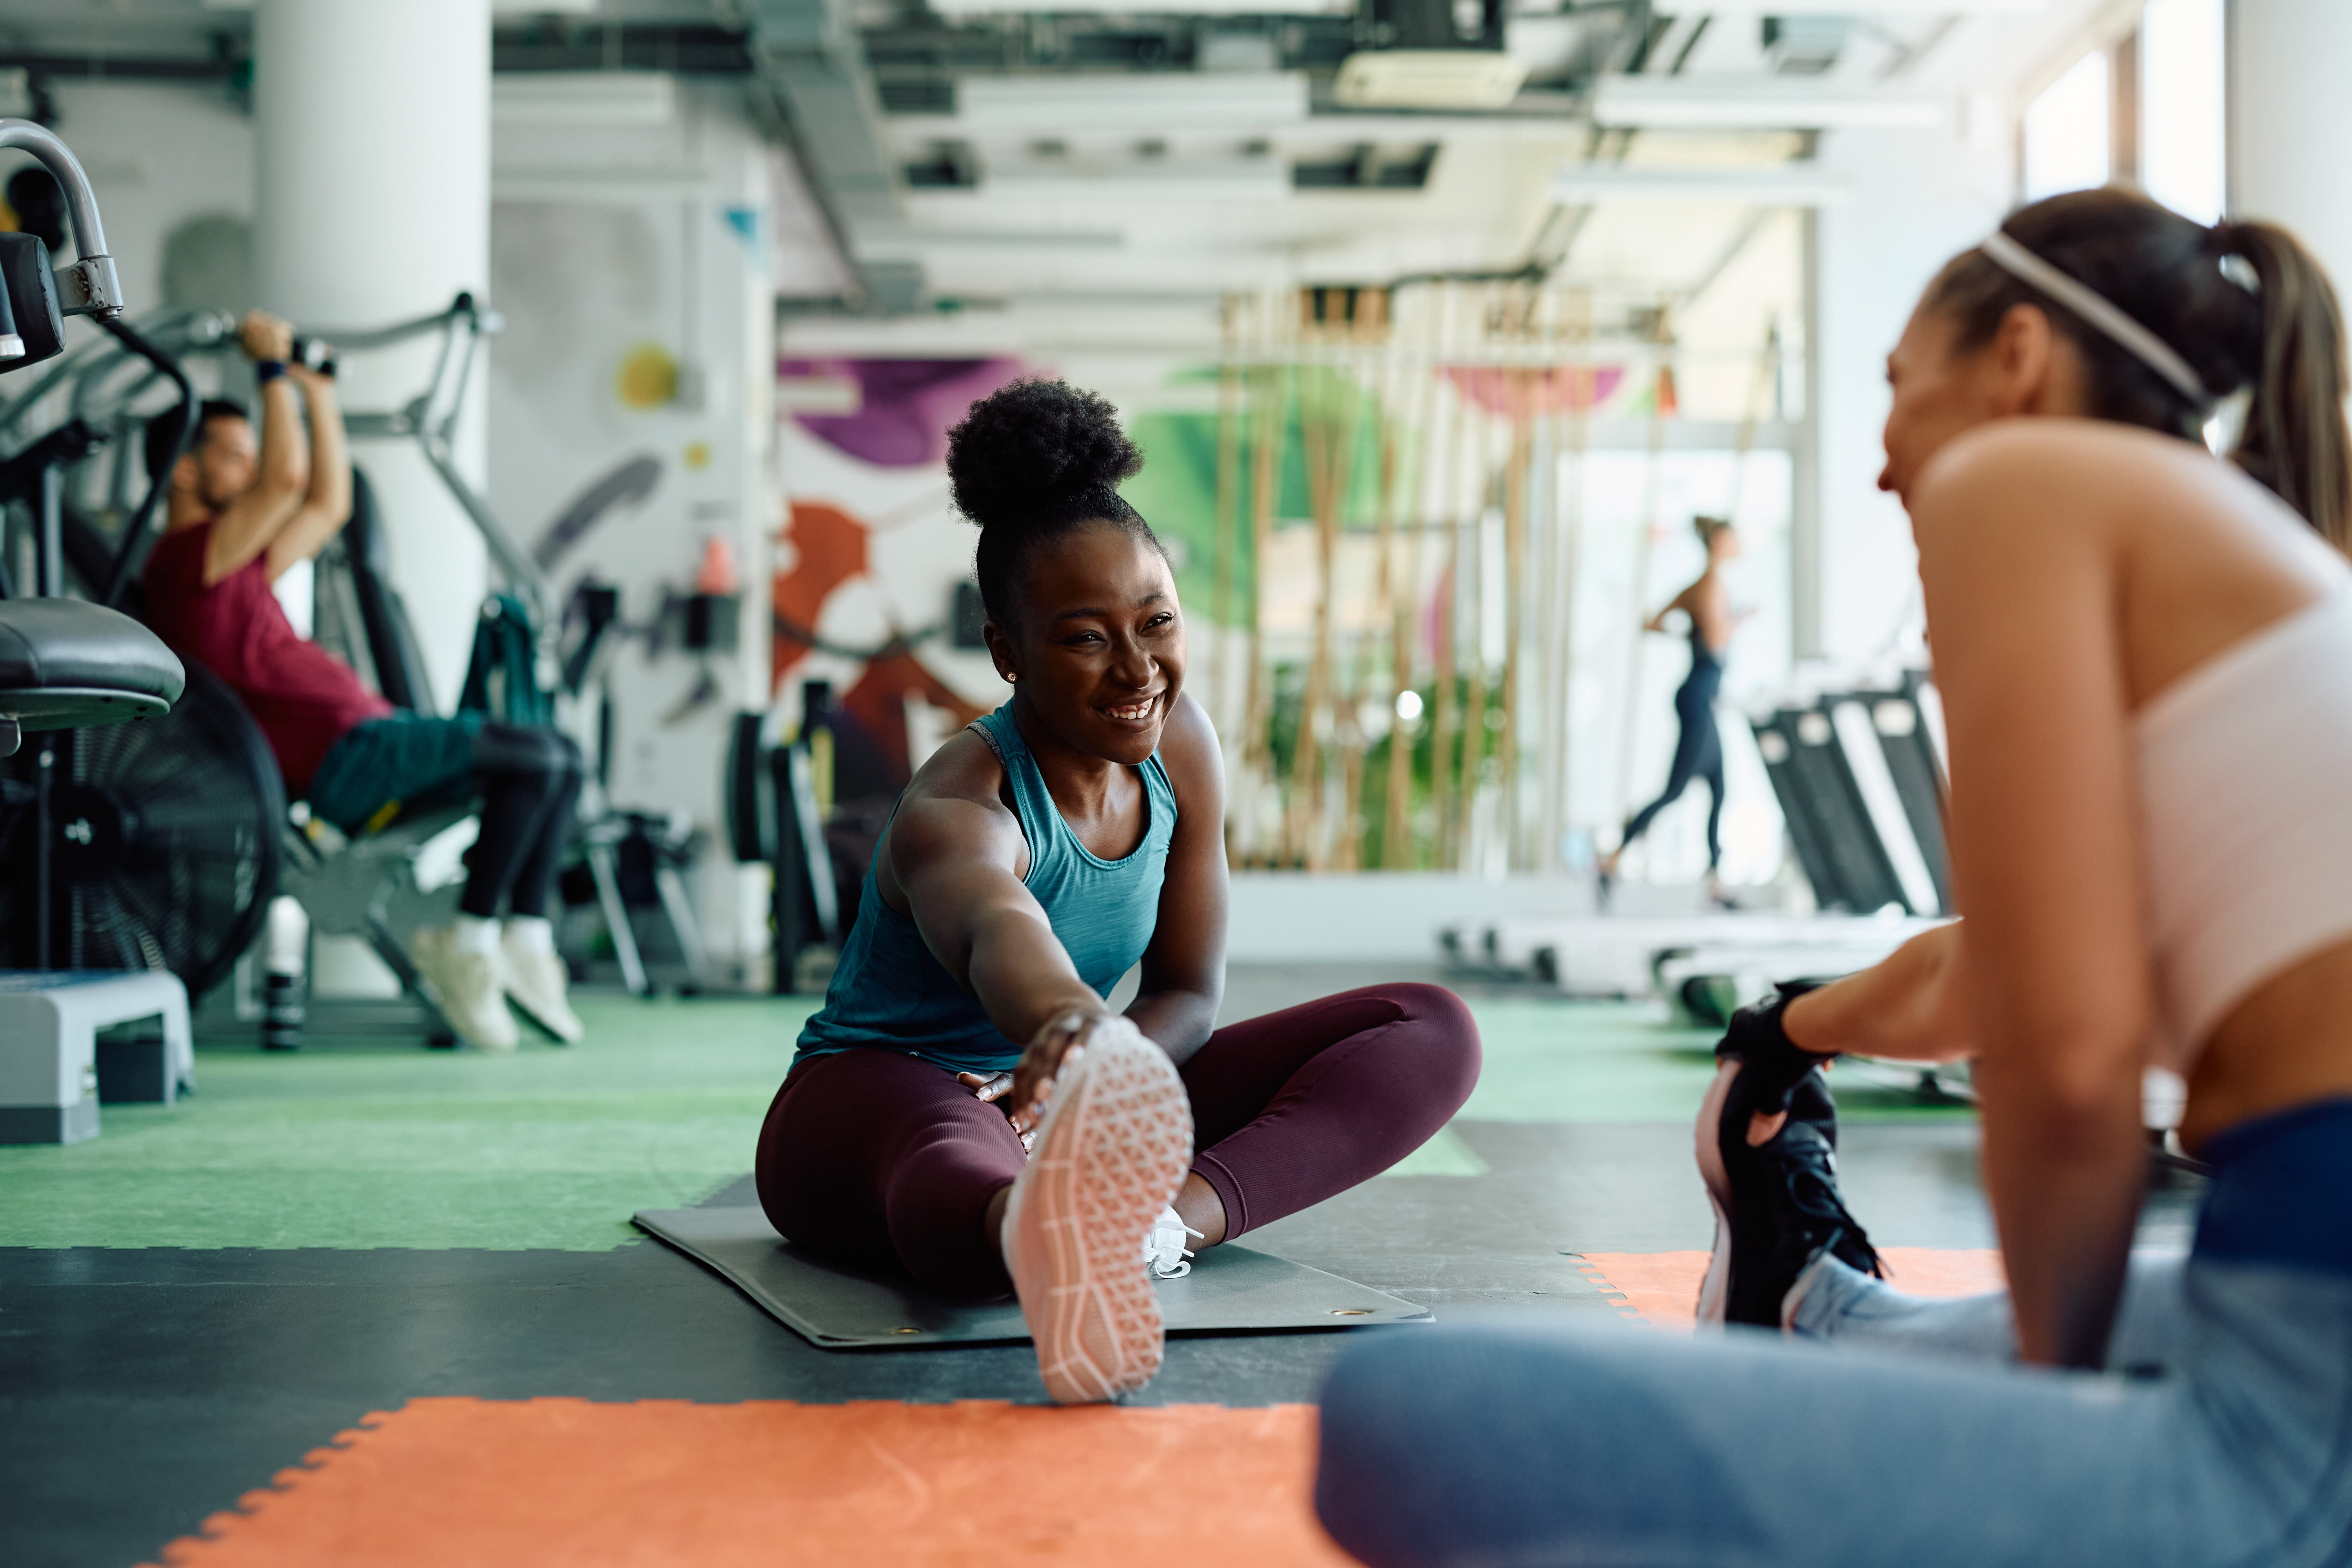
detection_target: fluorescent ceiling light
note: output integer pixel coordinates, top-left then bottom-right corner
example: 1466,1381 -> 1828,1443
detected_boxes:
854,226 -> 1129,255
1334,51 -> 1529,111
1592,78 -> 1945,129
1550,167 -> 1852,205
934,0 -> 1347,13
957,72 -> 1309,130
494,73 -> 675,126
988,157 -> 1288,199
1700,0 -> 2039,10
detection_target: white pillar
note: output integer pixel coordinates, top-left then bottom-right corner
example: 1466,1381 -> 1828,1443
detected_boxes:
2232,0 -> 2352,291
253,0 -> 492,711
1806,116 -> 2010,666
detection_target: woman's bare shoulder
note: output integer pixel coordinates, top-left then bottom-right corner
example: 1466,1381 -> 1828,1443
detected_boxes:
1912,421 -> 2245,557
1917,419 -> 2323,560
1918,418 -> 2190,499
902,723 -> 1010,811
881,724 -> 1023,896
1155,692 -> 1225,806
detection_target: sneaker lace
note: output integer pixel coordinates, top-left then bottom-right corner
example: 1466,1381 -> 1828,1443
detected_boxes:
1142,1205 -> 1203,1279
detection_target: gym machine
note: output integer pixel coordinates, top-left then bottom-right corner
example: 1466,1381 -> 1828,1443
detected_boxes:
0,117 -> 203,1140
1749,671 -> 1949,919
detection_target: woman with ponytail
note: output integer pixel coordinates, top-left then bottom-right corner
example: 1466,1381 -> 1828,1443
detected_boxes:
1316,189 -> 2352,1566
755,379 -> 1480,1406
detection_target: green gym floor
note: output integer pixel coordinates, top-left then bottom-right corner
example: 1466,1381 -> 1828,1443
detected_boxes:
0,966 -> 2200,1567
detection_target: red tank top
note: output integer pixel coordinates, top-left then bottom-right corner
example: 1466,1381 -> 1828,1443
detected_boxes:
143,521 -> 393,792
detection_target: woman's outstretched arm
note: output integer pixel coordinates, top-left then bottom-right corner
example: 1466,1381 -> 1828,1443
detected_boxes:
1780,922 -> 1971,1060
891,786 -> 1107,1125
1913,428 -> 2155,1370
1127,695 -> 1227,1064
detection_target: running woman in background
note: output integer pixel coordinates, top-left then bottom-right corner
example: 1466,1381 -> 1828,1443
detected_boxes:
1601,515 -> 1742,900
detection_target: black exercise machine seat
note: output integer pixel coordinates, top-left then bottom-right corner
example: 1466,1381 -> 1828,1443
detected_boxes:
0,597 -> 184,757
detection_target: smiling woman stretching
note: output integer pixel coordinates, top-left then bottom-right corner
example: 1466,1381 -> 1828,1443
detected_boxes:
1316,188 -> 2352,1565
755,379 -> 1480,1405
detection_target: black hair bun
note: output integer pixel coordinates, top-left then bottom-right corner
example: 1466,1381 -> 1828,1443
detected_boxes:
946,379 -> 1143,533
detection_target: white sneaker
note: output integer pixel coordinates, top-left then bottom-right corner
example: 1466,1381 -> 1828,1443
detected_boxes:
501,933 -> 584,1045
1143,1204 -> 1203,1279
410,925 -> 520,1052
1000,1015 -> 1193,1405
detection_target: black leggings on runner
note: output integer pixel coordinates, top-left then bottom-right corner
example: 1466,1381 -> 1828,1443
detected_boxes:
1622,664 -> 1726,870
460,722 -> 583,920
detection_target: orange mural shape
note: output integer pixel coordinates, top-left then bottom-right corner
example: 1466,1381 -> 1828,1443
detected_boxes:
845,642 -> 988,784
771,499 -> 871,689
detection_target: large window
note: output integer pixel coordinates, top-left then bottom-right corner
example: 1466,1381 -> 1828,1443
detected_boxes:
2024,51 -> 2113,201
2140,0 -> 2227,223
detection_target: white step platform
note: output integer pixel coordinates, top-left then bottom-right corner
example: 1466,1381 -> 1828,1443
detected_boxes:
0,970 -> 193,1145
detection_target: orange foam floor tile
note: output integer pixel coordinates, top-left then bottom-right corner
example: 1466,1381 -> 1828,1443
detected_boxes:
1577,1247 -> 2007,1330
149,1397 -> 1354,1568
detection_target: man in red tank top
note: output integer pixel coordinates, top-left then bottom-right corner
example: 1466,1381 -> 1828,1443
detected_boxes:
142,311 -> 584,1051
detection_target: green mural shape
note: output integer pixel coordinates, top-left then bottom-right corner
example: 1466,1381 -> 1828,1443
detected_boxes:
1122,367 -> 1406,630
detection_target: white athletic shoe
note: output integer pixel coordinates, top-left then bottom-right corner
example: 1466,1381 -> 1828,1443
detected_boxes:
1143,1204 -> 1204,1279
1000,1015 -> 1193,1405
409,925 -> 520,1052
501,933 -> 584,1045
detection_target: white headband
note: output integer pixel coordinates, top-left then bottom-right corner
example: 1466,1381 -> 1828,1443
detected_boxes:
1978,230 -> 2212,407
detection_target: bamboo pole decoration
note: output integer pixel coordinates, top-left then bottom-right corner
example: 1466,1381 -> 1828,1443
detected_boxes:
1211,294 -> 1241,742
1290,300 -> 1330,868
1611,306 -> 1676,841
1429,284 -> 1465,869
1537,287 -> 1593,874
1296,290 -> 1364,871
1338,288 -> 1397,873
1557,289 -> 1595,870
1454,286 -> 1501,872
1500,357 -> 1531,871
1238,304 -> 1285,868
1383,284 -> 1430,871
1367,290 -> 1408,870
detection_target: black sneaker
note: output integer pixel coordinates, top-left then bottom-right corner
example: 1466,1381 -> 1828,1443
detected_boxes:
1695,986 -> 1882,1328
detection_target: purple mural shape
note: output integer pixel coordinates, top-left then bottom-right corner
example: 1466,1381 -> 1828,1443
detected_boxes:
780,357 -> 1029,468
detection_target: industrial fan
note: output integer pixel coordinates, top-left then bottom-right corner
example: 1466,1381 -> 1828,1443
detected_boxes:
0,657 -> 283,996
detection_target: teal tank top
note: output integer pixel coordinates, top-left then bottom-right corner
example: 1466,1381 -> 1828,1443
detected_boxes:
791,699 -> 1178,1076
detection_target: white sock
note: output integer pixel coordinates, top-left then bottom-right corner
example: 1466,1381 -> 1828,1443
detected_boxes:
452,912 -> 500,956
504,915 -> 555,955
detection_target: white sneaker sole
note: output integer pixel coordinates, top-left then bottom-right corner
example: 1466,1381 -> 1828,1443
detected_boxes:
505,986 -> 584,1045
1002,1019 -> 1193,1405
1693,1059 -> 1740,1328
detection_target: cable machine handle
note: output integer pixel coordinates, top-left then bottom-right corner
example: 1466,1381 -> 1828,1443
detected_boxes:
0,118 -> 123,319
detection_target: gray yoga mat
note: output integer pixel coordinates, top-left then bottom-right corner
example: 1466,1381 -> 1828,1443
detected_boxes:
633,1206 -> 1430,1349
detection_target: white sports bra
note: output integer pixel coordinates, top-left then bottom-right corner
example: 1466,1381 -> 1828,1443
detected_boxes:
2137,587 -> 2352,1070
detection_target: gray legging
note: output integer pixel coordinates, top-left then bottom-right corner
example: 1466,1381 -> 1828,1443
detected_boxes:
1316,1243 -> 2352,1566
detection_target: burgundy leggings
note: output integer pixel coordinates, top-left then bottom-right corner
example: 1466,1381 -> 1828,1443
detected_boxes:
754,983 -> 1481,1299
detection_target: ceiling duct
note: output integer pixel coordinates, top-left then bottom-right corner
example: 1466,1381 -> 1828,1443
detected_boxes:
745,0 -> 912,310
1761,15 -> 1850,76
1337,0 -> 1521,110
957,72 -> 1309,131
1335,51 -> 1527,110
